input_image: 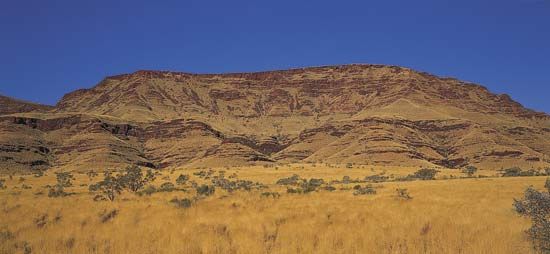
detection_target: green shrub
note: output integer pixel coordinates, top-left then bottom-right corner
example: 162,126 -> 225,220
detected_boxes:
88,171 -> 123,201
410,168 -> 438,180
301,178 -> 324,193
118,166 -> 155,192
514,180 -> 550,252
276,174 -> 302,185
196,184 -> 215,196
159,182 -> 176,192
353,185 -> 377,195
502,167 -> 539,177
48,172 -> 75,198
364,174 -> 389,183
138,185 -> 157,196
462,166 -> 478,177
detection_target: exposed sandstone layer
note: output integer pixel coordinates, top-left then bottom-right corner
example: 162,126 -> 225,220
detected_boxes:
1,64 -> 549,173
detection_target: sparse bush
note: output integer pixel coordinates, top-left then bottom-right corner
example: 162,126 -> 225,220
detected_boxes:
396,188 -> 412,200
462,165 -> 478,177
276,174 -> 302,185
502,167 -> 539,177
301,178 -> 324,193
170,197 -> 192,208
514,180 -> 550,252
137,185 -> 157,196
159,182 -> 176,192
48,172 -> 74,197
48,187 -> 68,198
364,174 -> 389,183
342,176 -> 351,184
410,168 -> 438,180
89,171 -> 123,201
0,179 -> 5,190
55,172 -> 74,187
194,170 -> 215,179
196,184 -> 215,196
323,186 -> 336,192
175,174 -> 189,185
502,167 -> 522,177
118,166 -> 155,192
353,185 -> 377,195
286,188 -> 301,194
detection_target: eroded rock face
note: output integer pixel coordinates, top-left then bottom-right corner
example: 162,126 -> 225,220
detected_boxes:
0,95 -> 53,115
1,64 -> 549,172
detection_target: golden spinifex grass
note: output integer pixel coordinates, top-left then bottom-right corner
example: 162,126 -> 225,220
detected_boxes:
0,165 -> 541,253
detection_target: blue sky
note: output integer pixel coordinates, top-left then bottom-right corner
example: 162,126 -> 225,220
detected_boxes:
1,0 -> 549,113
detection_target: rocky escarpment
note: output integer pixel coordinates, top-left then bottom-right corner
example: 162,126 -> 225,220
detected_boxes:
1,64 -> 549,173
0,95 -> 53,115
0,115 -> 290,172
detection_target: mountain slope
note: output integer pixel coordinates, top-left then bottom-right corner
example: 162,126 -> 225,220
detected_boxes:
1,64 -> 549,173
0,95 -> 53,115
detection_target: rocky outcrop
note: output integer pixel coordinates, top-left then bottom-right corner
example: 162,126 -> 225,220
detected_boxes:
0,95 -> 53,115
1,64 -> 549,172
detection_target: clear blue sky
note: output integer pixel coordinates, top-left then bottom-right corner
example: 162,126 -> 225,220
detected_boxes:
1,0 -> 549,113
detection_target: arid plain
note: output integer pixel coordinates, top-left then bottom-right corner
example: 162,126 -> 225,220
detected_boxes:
1,64 -> 550,253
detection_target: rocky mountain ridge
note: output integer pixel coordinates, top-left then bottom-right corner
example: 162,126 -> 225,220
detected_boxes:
1,64 -> 549,173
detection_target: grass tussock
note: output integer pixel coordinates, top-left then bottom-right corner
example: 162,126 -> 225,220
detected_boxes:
0,164 -> 542,253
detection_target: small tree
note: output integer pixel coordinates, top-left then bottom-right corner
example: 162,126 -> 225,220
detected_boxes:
48,172 -> 74,197
514,179 -> 550,252
118,166 -> 155,192
89,171 -> 123,201
462,166 -> 478,177
411,168 -> 438,180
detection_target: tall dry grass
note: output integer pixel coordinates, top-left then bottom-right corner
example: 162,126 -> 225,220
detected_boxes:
0,165 -> 540,253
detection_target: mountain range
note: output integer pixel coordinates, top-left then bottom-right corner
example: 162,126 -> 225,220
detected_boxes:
1,64 -> 549,173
